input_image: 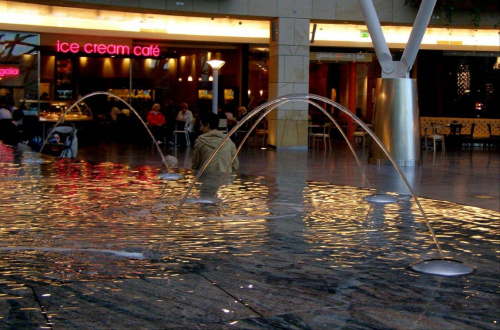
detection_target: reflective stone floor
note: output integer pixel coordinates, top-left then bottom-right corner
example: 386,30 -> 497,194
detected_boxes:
0,141 -> 498,329
80,141 -> 500,211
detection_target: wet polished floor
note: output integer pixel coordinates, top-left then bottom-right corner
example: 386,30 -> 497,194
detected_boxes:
79,140 -> 500,211
0,141 -> 499,329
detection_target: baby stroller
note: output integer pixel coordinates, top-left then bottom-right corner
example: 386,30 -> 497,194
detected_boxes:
43,123 -> 78,158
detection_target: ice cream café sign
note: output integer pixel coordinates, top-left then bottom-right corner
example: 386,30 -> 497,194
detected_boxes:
56,40 -> 161,57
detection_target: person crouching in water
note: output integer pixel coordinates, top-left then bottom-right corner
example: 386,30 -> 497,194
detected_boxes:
192,111 -> 239,173
192,112 -> 239,199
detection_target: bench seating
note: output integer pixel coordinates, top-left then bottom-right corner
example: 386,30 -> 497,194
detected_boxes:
420,117 -> 500,145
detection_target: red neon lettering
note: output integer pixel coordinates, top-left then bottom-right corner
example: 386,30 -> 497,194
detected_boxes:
83,43 -> 93,53
60,42 -> 70,53
96,44 -> 107,54
0,67 -> 20,77
57,40 -> 159,57
133,46 -> 142,56
107,44 -> 116,54
115,45 -> 130,55
70,43 -> 79,53
57,40 -> 80,53
152,45 -> 160,57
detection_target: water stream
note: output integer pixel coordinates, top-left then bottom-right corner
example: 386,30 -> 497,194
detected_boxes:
156,94 -> 446,262
36,91 -> 174,172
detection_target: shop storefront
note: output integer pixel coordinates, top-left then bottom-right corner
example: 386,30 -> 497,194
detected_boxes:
309,50 -> 378,124
2,29 -> 497,145
38,34 -> 244,119
0,31 -> 39,110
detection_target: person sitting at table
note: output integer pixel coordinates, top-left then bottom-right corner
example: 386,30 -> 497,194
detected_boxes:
237,106 -> 248,121
110,106 -> 122,122
0,99 -> 11,119
175,102 -> 194,132
146,103 -> 166,144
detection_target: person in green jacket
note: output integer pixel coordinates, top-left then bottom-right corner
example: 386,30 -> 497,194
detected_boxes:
192,111 -> 239,173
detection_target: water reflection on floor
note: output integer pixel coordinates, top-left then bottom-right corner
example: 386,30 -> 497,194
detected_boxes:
0,144 -> 498,328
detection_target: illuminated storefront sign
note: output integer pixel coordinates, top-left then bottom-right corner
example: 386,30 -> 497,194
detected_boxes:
56,40 -> 161,57
310,52 -> 373,62
0,65 -> 20,77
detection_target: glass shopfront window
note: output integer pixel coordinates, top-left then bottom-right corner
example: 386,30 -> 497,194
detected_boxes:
39,35 -> 243,123
0,31 -> 39,112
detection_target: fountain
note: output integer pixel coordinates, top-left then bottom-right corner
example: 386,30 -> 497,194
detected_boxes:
8,91 -> 473,276
20,91 -> 187,260
35,91 -> 183,181
156,94 -> 473,276
2,100 -> 497,327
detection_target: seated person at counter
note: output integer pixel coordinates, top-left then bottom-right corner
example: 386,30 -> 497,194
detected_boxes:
191,111 -> 239,173
0,100 -> 11,119
237,106 -> 248,121
110,107 -> 122,121
0,109 -> 24,146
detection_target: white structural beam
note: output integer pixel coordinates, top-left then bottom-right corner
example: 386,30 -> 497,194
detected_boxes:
358,0 -> 437,78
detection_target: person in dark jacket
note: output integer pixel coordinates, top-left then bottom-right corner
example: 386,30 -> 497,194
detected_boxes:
0,109 -> 24,146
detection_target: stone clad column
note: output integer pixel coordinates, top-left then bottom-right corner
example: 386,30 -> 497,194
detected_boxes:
268,17 -> 310,148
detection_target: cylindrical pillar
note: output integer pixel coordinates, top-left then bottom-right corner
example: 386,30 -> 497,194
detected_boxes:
207,60 -> 225,115
212,69 -> 219,114
368,78 -> 422,166
347,62 -> 357,141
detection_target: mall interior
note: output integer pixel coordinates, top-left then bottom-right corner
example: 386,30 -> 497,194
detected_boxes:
0,0 -> 499,328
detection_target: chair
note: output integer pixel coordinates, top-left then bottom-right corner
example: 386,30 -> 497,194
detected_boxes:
311,123 -> 332,149
234,120 -> 249,145
426,123 -> 445,151
150,125 -> 167,147
449,122 -> 463,135
218,119 -> 228,133
172,122 -> 191,147
461,123 -> 475,149
253,120 -> 268,147
487,123 -> 499,149
352,124 -> 368,149
447,122 -> 463,150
